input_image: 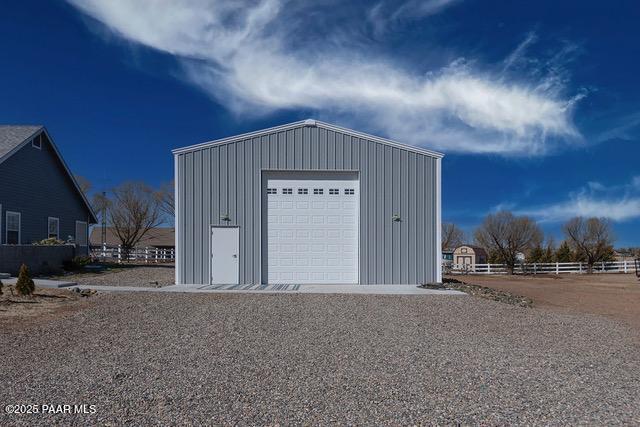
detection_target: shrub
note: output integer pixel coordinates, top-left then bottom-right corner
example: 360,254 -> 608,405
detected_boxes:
34,237 -> 65,245
63,255 -> 93,271
15,264 -> 35,296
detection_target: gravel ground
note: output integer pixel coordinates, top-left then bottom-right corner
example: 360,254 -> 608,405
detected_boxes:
55,264 -> 174,288
1,293 -> 639,425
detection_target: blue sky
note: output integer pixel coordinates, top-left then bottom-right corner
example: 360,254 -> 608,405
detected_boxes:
1,0 -> 639,246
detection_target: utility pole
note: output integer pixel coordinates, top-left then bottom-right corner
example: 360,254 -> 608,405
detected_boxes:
101,190 -> 107,248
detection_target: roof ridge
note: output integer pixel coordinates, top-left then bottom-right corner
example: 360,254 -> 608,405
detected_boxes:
172,119 -> 444,158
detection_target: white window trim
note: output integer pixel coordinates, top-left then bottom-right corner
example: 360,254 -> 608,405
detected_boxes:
6,211 -> 21,245
32,135 -> 42,149
75,220 -> 88,246
48,217 -> 60,239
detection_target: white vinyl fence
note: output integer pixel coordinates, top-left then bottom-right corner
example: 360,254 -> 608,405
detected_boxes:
91,244 -> 175,263
445,260 -> 637,275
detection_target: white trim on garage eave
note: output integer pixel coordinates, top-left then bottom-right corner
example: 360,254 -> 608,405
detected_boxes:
171,119 -> 445,159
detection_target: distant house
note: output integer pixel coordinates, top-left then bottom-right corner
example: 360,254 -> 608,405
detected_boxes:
442,248 -> 454,265
453,245 -> 488,268
90,227 -> 175,250
0,126 -> 97,253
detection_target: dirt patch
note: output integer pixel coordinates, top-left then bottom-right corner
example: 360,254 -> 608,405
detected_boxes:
0,285 -> 94,327
448,273 -> 640,332
440,277 -> 533,307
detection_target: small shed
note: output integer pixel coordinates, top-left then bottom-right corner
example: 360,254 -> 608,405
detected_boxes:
453,245 -> 487,268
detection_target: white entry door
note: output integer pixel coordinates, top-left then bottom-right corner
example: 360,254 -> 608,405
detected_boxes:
266,176 -> 359,284
211,227 -> 239,285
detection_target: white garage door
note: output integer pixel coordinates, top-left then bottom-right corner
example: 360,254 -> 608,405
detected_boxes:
266,177 -> 359,284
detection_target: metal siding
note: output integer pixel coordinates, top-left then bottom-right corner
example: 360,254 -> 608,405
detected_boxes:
176,124 -> 439,285
237,141 -> 245,284
392,148 -> 401,284
401,150 -> 409,283
408,152 -> 417,284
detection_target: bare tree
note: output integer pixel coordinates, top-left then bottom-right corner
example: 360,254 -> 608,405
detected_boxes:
474,211 -> 543,274
74,175 -> 92,194
442,222 -> 465,250
109,182 -> 162,256
155,181 -> 175,225
563,217 -> 615,273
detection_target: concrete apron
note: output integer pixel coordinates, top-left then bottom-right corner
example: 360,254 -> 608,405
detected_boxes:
71,283 -> 466,296
2,278 -> 77,288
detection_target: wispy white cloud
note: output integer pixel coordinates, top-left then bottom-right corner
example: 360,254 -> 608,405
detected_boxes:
515,177 -> 640,222
67,0 -> 583,156
501,30 -> 538,74
368,0 -> 460,36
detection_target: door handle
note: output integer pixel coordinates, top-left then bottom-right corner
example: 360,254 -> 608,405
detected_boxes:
232,254 -> 238,258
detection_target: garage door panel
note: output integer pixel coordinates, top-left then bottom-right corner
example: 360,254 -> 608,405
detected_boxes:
266,177 -> 359,284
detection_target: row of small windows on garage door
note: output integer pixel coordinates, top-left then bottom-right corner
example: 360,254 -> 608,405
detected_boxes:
267,188 -> 355,195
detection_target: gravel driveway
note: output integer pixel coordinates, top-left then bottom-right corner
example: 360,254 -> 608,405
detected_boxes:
1,293 -> 639,425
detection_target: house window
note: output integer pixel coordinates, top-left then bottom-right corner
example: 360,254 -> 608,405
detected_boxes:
297,188 -> 308,195
461,247 -> 468,253
6,211 -> 21,244
344,188 -> 355,195
329,188 -> 339,195
282,188 -> 293,195
32,134 -> 42,149
313,188 -> 323,195
48,217 -> 60,239
267,188 -> 277,194
75,221 -> 88,246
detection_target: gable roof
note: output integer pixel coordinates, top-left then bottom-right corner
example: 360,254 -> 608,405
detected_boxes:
172,119 -> 444,159
455,244 -> 488,257
0,125 -> 98,223
0,125 -> 43,160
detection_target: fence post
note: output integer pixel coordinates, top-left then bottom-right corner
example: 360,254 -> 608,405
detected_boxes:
579,262 -> 582,274
555,262 -> 559,274
624,260 -> 628,273
533,263 -> 537,275
487,263 -> 491,274
117,245 -> 122,263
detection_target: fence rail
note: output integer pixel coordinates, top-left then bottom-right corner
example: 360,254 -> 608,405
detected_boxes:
445,260 -> 637,275
91,245 -> 175,263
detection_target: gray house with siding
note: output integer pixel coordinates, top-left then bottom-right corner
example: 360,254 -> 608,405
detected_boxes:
173,119 -> 443,286
0,126 -> 97,252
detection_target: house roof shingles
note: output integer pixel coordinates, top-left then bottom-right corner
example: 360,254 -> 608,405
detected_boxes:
0,125 -> 42,160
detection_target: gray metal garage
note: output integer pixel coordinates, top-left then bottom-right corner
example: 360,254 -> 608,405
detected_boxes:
173,119 -> 443,285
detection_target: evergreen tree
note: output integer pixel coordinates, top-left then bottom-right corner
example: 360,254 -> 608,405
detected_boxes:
541,244 -> 555,263
528,245 -> 544,263
555,241 -> 573,262
15,264 -> 35,296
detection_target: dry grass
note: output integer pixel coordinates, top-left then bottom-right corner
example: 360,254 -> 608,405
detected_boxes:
450,273 -> 640,333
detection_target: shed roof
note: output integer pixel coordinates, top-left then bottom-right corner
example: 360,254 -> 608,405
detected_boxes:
172,119 -> 444,159
455,245 -> 488,257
